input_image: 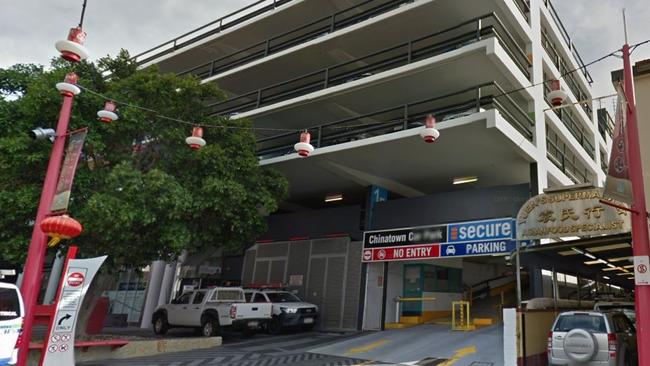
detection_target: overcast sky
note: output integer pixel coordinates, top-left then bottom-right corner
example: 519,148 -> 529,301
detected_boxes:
1,0 -> 649,102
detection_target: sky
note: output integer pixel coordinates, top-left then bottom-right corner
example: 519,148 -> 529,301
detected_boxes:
1,0 -> 649,103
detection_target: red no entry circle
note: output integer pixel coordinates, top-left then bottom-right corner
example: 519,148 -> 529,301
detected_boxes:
67,272 -> 84,287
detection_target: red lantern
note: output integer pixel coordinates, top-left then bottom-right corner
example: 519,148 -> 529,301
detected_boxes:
97,101 -> 118,123
547,79 -> 568,106
185,127 -> 206,150
40,214 -> 83,248
419,114 -> 440,143
55,27 -> 89,63
55,72 -> 81,97
294,131 -> 315,157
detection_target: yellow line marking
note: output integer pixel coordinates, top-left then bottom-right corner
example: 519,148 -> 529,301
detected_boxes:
344,339 -> 390,355
439,345 -> 477,366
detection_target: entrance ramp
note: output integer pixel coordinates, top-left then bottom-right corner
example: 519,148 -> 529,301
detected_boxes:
309,324 -> 503,365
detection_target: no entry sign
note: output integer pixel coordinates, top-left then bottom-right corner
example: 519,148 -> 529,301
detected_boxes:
364,244 -> 441,262
66,272 -> 84,287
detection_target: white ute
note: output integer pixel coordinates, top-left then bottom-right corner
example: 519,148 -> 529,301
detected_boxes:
245,289 -> 319,334
152,287 -> 271,337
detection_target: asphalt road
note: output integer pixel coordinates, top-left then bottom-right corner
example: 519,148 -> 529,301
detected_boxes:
81,330 -> 369,366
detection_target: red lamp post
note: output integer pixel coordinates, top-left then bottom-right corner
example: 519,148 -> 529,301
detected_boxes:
621,43 -> 650,366
17,73 -> 78,366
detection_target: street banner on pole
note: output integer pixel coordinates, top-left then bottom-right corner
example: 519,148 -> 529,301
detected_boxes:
51,128 -> 87,212
604,86 -> 634,205
42,255 -> 107,366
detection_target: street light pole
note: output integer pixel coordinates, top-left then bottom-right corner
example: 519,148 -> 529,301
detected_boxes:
621,43 -> 650,366
17,74 -> 77,366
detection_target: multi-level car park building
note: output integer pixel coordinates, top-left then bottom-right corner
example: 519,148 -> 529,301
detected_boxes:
132,0 -> 617,331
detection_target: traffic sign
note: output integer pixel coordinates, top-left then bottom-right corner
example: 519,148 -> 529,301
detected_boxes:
635,256 -> 650,285
66,272 -> 84,287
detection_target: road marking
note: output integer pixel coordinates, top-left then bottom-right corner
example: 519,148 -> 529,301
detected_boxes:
439,345 -> 477,366
345,339 -> 390,355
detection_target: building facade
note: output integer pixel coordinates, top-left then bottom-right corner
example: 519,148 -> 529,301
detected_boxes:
137,0 -> 613,330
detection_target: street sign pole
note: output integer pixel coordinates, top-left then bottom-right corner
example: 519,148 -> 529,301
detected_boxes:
622,42 -> 650,366
18,81 -> 76,366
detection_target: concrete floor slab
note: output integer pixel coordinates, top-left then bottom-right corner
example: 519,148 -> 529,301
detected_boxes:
309,324 -> 503,365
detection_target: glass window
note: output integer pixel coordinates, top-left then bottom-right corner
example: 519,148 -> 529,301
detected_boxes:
244,292 -> 253,302
192,291 -> 205,304
565,275 -> 578,285
542,269 -> 553,277
436,268 -> 449,292
448,268 -> 463,293
554,314 -> 607,333
215,290 -> 243,301
0,288 -> 20,321
175,292 -> 192,305
266,292 -> 301,303
423,267 -> 436,292
253,293 -> 268,303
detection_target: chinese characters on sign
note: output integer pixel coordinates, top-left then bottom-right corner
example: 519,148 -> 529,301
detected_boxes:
517,188 -> 631,240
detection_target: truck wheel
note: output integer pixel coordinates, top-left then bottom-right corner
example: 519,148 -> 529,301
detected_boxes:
153,314 -> 169,335
267,317 -> 282,335
201,315 -> 221,337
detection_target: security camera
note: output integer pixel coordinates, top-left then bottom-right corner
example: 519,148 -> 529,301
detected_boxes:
30,127 -> 56,142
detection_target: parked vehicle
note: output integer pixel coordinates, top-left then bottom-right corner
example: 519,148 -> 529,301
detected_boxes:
548,311 -> 637,366
152,287 -> 271,337
244,289 -> 319,334
595,301 -> 636,324
0,283 -> 24,366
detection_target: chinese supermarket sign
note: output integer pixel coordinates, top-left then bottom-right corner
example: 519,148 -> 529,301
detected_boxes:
516,188 -> 631,241
362,218 -> 516,262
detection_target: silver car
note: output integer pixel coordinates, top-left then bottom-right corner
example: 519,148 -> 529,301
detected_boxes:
548,311 -> 637,366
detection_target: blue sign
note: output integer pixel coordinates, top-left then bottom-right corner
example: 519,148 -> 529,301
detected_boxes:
447,218 -> 514,244
441,240 -> 517,257
370,186 -> 388,208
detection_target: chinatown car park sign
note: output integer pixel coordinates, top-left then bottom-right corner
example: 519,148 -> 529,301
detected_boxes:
516,187 -> 631,241
362,218 -> 517,262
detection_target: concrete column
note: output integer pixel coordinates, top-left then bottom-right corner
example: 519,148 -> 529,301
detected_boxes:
43,251 -> 65,304
140,260 -> 165,329
157,262 -> 176,306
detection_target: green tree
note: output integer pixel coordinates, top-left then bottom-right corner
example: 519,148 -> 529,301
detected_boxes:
0,50 -> 287,270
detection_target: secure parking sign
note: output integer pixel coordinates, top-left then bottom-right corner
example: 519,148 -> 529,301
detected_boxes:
362,218 -> 518,262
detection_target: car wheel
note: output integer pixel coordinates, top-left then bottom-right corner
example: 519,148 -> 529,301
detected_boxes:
267,317 -> 282,335
153,314 -> 169,335
201,315 -> 221,337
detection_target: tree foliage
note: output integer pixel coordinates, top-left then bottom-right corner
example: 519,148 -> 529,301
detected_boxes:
0,50 -> 287,269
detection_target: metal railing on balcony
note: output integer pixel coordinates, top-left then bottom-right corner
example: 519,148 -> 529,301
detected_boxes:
600,150 -> 609,176
542,0 -> 593,84
513,0 -> 531,22
547,128 -> 590,184
178,0 -> 417,80
208,13 -> 530,117
551,107 -> 594,159
256,82 -> 534,159
597,108 -> 614,141
541,29 -> 592,118
133,0 -> 294,65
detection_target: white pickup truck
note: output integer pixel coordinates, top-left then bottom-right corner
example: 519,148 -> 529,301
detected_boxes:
152,287 -> 271,337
